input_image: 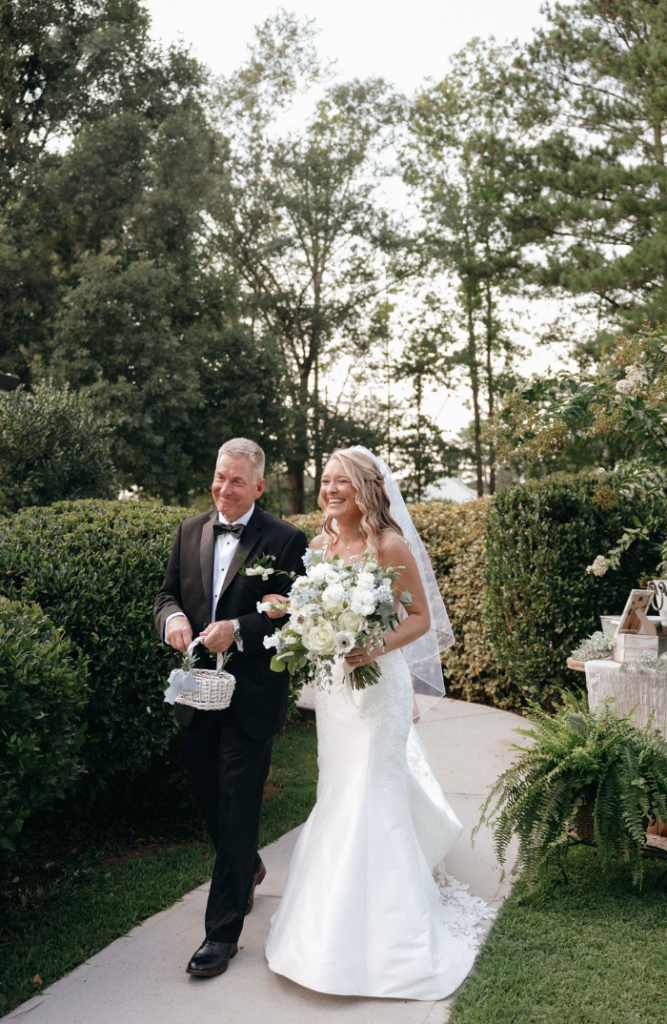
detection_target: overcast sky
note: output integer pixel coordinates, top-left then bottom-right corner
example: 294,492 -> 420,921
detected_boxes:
141,1 -> 570,446
143,0 -> 551,93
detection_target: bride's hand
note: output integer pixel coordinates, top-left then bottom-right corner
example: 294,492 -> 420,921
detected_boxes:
345,644 -> 381,669
259,593 -> 289,619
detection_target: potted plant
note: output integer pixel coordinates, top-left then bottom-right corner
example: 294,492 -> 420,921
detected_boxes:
474,694 -> 667,887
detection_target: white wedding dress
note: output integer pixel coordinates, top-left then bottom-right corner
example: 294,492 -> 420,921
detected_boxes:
265,649 -> 493,1000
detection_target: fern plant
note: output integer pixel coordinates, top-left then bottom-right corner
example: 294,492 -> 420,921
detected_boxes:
474,694 -> 667,887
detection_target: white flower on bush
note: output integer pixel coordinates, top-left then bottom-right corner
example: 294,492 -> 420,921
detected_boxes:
586,555 -> 610,577
305,621 -> 337,655
336,609 -> 365,634
334,630 -> 357,654
615,363 -> 648,397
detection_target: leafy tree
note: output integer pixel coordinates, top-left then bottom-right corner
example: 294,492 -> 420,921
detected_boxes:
209,12 -> 404,512
406,40 -> 529,495
491,320 -> 667,570
0,1 -> 290,501
0,379 -> 116,511
392,325 -> 459,501
513,0 -> 667,330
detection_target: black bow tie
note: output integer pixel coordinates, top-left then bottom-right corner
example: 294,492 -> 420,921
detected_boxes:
213,521 -> 245,540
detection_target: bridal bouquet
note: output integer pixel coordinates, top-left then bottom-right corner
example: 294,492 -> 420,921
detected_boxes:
263,550 -> 411,689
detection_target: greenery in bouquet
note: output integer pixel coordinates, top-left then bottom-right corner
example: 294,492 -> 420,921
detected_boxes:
264,550 -> 411,689
474,694 -> 667,888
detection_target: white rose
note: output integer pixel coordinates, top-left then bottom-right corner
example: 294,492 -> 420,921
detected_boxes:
365,560 -> 378,572
263,634 -> 280,649
305,621 -> 337,656
308,563 -> 330,581
351,590 -> 376,616
355,572 -> 376,590
337,609 -> 365,634
322,583 -> 345,609
324,569 -> 341,584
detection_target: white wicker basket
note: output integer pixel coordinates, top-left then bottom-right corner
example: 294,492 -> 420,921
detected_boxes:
175,637 -> 236,711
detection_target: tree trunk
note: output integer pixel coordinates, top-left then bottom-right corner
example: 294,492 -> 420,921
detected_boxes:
466,301 -> 484,497
484,280 -> 496,495
287,459 -> 305,515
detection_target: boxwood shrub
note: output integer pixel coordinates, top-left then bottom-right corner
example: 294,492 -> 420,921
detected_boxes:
484,476 -> 667,705
0,597 -> 88,853
0,500 -> 190,802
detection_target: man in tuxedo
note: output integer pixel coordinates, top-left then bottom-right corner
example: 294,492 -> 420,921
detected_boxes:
154,438 -> 308,978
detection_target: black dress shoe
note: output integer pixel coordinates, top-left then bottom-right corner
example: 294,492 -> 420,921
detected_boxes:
186,940 -> 238,977
245,857 -> 267,915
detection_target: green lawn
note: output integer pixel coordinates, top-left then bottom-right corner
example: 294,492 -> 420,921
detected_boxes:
449,846 -> 667,1024
0,717 -> 318,1017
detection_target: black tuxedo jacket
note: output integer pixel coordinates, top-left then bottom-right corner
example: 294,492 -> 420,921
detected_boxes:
154,506 -> 308,741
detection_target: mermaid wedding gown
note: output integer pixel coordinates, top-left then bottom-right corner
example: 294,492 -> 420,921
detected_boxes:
265,649 -> 493,1000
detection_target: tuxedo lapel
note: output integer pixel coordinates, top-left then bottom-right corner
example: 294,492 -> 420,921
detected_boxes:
216,506 -> 266,605
200,509 -> 218,614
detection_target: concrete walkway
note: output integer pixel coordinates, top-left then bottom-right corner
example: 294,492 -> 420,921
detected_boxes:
6,699 -> 522,1024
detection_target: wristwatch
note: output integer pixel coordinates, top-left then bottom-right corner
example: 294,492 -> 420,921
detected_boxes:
231,618 -> 242,645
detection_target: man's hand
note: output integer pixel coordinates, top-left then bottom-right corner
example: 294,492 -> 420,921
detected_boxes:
165,615 -> 193,653
200,620 -> 234,653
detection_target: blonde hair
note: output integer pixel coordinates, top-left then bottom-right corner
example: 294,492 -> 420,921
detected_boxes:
320,448 -> 404,552
217,438 -> 265,480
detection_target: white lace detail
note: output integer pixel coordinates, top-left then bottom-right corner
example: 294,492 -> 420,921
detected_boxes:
433,865 -> 497,947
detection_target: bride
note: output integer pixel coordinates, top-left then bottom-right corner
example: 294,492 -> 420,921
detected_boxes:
261,446 -> 491,1000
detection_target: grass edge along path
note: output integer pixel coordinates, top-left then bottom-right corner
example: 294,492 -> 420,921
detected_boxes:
0,718 -> 318,1017
449,846 -> 667,1024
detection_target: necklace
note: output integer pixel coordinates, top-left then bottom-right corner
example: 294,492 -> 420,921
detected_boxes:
337,538 -> 364,554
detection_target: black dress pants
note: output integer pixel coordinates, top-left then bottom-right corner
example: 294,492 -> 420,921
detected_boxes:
179,706 -> 273,943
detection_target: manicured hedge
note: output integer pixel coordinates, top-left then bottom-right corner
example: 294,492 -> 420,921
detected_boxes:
408,500 -> 513,706
484,476 -> 666,704
0,597 -> 88,852
0,501 -> 190,802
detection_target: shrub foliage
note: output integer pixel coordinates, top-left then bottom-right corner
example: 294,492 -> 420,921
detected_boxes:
484,476 -> 666,705
0,381 -> 117,513
0,597 -> 88,852
0,500 -> 190,801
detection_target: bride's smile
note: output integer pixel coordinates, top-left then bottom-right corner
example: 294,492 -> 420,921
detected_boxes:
320,463 -> 361,519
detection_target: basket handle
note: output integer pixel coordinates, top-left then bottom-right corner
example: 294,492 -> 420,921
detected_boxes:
187,635 -> 225,671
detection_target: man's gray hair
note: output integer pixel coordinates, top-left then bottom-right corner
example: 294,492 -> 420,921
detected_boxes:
217,438 -> 265,480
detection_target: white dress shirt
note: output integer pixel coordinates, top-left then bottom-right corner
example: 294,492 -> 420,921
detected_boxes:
164,504 -> 256,649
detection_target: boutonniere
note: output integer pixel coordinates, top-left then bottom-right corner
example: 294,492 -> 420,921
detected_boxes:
238,552 -> 277,581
